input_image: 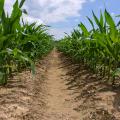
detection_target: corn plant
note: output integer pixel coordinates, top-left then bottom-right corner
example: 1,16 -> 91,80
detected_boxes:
57,10 -> 120,86
0,0 -> 53,85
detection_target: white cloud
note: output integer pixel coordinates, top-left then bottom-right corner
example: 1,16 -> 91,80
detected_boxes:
4,0 -> 87,24
49,27 -> 72,39
36,0 -> 86,23
4,0 -> 14,14
7,0 -> 87,24
4,0 -> 94,38
23,14 -> 43,25
111,12 -> 115,17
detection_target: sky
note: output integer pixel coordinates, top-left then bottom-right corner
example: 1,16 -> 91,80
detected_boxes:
5,0 -> 120,39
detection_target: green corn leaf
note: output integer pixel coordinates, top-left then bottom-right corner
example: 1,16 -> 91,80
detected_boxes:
31,62 -> 35,75
104,9 -> 115,28
12,48 -> 36,75
104,9 -> 117,41
6,48 -> 13,55
78,22 -> 89,36
112,68 -> 120,77
11,0 -> 20,18
0,0 -> 4,18
0,71 -> 6,85
1,10 -> 8,34
11,0 -> 22,22
92,11 -> 103,33
22,9 -> 28,14
19,0 -> 26,8
10,0 -> 22,32
87,16 -> 95,30
100,10 -> 104,28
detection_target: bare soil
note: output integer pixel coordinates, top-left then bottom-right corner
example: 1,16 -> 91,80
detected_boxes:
0,49 -> 120,120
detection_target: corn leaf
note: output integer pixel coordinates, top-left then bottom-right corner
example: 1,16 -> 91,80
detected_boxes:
92,11 -> 103,33
87,16 -> 95,30
19,0 -> 26,8
78,23 -> 89,36
105,9 -> 115,28
0,0 -> 4,18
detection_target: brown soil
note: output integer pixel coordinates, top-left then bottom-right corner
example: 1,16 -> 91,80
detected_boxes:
0,49 -> 120,120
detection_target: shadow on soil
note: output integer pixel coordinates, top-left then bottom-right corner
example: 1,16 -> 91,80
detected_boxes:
58,52 -> 120,120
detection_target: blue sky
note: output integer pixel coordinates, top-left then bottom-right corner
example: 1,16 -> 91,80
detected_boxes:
5,0 -> 120,39
50,0 -> 120,39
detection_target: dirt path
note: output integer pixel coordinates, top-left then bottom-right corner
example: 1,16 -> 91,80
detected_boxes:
42,49 -> 81,120
0,49 -> 81,120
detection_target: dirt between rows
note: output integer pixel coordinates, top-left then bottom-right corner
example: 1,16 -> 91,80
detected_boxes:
0,49 -> 120,120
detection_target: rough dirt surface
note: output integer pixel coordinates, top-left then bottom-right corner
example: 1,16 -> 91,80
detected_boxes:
0,49 -> 120,120
42,49 -> 81,120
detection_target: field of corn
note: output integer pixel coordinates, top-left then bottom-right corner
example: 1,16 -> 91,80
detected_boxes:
58,10 -> 120,87
0,0 -> 53,85
0,0 -> 120,120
